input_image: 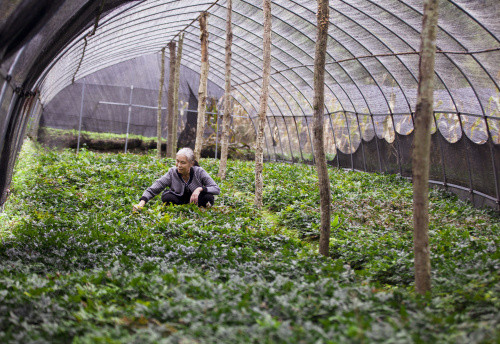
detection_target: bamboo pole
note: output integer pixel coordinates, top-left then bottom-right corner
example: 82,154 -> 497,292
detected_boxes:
172,33 -> 184,157
194,12 -> 210,161
413,0 -> 439,295
166,41 -> 176,158
76,83 -> 85,154
218,0 -> 233,180
157,47 -> 166,159
254,0 -> 272,209
313,0 -> 332,257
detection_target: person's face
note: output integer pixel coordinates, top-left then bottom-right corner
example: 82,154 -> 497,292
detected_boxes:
176,154 -> 193,175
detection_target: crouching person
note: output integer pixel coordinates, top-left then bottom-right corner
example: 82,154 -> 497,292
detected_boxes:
133,147 -> 220,211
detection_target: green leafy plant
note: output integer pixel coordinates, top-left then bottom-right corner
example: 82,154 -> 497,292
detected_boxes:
0,140 -> 498,343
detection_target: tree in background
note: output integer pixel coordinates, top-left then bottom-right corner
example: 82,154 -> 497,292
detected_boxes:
172,33 -> 184,156
218,0 -> 233,180
413,0 -> 439,295
194,12 -> 210,161
156,47 -> 166,159
166,41 -> 176,158
313,0 -> 331,257
254,0 -> 272,209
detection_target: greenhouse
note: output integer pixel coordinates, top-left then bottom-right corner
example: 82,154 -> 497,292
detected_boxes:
0,0 -> 499,343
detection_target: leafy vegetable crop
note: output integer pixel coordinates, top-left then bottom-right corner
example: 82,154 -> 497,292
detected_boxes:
0,141 -> 498,343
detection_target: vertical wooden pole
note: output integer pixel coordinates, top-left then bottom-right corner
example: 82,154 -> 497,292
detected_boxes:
218,0 -> 233,180
28,97 -> 42,141
413,0 -> 439,295
167,42 -> 177,158
76,83 -> 85,154
125,85 -> 134,153
157,47 -> 166,159
254,0 -> 272,209
172,33 -> 184,157
194,12 -> 210,161
314,0 -> 331,257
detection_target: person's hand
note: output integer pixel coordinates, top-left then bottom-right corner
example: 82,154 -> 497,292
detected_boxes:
190,187 -> 203,205
133,200 -> 146,212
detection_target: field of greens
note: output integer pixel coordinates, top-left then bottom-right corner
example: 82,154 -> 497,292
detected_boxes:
0,141 -> 498,343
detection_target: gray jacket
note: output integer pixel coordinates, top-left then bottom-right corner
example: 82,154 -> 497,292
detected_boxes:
139,166 -> 220,203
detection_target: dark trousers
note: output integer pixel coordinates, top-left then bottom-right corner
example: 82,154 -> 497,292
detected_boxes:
161,191 -> 214,207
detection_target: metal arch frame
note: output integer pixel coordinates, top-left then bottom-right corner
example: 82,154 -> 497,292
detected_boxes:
75,12 -> 200,55
335,0 -> 471,175
357,1 -> 462,181
189,6 -> 324,163
176,44 -> 274,159
42,24 -> 198,93
354,0 -> 476,183
276,1 -> 411,130
336,0 -> 415,111
225,1 -> 366,164
273,2 -> 388,114
322,3 -> 403,169
447,1 -> 499,44
34,0 -> 152,92
45,37 -> 176,86
346,0 -> 436,174
232,0 -> 494,181
213,1 -> 406,169
183,1 -> 376,166
332,2 -> 412,115
236,1 -> 358,116
393,0 -> 500,204
47,0 -> 488,125
91,2 -> 211,40
36,2 -> 217,100
278,2 -> 378,167
394,0 -> 500,115
213,5 -> 323,113
63,1 -> 213,56
57,3 -> 243,92
41,45 -> 170,101
255,1 -> 498,124
387,1 -> 493,199
268,0 -> 396,173
213,0 -> 494,145
178,36 -> 302,161
332,0 -> 417,173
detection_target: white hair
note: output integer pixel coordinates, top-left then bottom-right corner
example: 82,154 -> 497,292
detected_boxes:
176,147 -> 195,163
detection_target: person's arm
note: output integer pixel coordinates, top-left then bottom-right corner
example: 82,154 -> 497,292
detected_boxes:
199,168 -> 220,195
133,169 -> 172,210
189,168 -> 219,204
133,199 -> 146,211
189,187 -> 204,205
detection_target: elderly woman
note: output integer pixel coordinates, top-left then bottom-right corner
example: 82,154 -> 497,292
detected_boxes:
133,147 -> 220,210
